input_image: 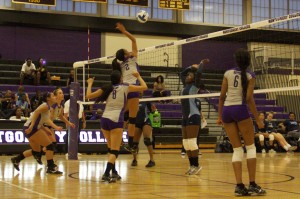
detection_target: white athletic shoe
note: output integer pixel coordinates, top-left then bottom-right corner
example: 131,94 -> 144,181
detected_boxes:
190,166 -> 202,175
269,149 -> 276,153
261,149 -> 266,154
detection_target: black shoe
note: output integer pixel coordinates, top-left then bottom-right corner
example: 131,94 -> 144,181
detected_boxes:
145,160 -> 155,167
248,184 -> 266,195
33,154 -> 43,165
235,185 -> 251,196
11,157 -> 20,171
131,159 -> 137,166
123,144 -> 136,154
102,174 -> 116,183
111,172 -> 122,181
46,164 -> 63,174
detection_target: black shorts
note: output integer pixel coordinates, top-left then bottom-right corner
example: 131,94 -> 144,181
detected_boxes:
135,118 -> 152,129
182,114 -> 200,127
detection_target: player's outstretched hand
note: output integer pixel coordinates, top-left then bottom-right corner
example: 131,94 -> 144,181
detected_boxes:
116,22 -> 126,33
87,77 -> 95,85
201,59 -> 210,64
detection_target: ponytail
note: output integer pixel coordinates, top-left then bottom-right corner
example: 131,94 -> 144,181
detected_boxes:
234,48 -> 251,99
112,58 -> 121,72
95,84 -> 113,103
240,69 -> 248,99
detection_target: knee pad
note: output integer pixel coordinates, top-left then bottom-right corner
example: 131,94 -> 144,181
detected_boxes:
144,137 -> 152,146
183,139 -> 189,151
232,147 -> 244,162
269,134 -> 275,141
259,134 -> 264,142
110,150 -> 119,158
246,144 -> 256,159
188,138 -> 198,151
46,143 -> 54,151
129,117 -> 136,124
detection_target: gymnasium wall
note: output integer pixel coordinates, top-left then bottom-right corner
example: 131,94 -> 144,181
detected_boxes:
0,26 -> 101,63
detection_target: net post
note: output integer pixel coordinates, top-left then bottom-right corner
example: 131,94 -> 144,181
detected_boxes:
68,82 -> 80,160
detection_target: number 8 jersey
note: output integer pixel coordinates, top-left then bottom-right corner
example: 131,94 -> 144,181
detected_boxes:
224,67 -> 255,106
102,84 -> 129,123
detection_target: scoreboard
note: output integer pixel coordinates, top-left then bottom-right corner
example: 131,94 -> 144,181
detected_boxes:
116,0 -> 148,6
12,0 -> 56,6
159,0 -> 190,10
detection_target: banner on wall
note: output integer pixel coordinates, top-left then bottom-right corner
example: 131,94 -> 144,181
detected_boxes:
159,0 -> 190,10
116,0 -> 148,7
0,130 -> 128,144
12,0 -> 56,6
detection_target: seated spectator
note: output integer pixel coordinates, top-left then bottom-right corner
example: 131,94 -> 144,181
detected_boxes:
36,58 -> 51,85
265,112 -> 297,152
90,108 -> 103,120
15,86 -> 30,107
0,90 -> 16,119
30,90 -> 43,111
152,75 -> 168,98
254,112 -> 269,153
20,58 -> 37,85
282,112 -> 300,146
16,94 -> 30,117
66,69 -> 75,87
9,107 -> 26,120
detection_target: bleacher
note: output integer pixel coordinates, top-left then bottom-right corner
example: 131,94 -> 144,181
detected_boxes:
0,59 -> 291,150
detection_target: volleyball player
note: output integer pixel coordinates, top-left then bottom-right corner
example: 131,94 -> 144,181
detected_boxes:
86,70 -> 147,183
11,92 -> 63,174
112,22 -> 140,152
217,48 -> 266,196
131,101 -> 155,168
254,112 -> 269,153
180,58 -> 209,175
42,88 -> 75,152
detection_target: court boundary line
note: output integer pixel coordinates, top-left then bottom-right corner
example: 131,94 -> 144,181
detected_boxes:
0,179 -> 58,199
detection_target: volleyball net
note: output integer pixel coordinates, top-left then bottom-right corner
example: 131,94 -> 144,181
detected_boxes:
73,12 -> 300,119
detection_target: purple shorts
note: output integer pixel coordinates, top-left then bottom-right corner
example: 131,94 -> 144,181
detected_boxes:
127,92 -> 140,99
182,114 -> 200,127
222,105 -> 250,123
101,117 -> 123,131
23,125 -> 39,138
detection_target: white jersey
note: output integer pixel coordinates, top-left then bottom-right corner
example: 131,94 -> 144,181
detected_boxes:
121,56 -> 139,85
102,84 -> 129,122
24,103 -> 50,129
52,102 -> 64,120
224,67 -> 255,106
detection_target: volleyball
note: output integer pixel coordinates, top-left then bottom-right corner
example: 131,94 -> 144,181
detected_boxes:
136,10 -> 149,23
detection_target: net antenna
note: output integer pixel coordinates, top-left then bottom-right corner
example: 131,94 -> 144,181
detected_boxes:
73,12 -> 300,105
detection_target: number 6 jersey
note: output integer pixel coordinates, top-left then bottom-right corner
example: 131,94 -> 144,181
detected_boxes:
102,84 -> 129,123
224,67 -> 255,106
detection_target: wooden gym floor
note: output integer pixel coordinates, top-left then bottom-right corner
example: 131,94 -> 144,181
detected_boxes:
0,150 -> 299,199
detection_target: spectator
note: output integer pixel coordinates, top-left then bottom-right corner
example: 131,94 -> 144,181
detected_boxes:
36,58 -> 51,85
66,69 -> 75,87
90,108 -> 103,120
9,107 -> 26,120
16,94 -> 30,117
15,86 -> 30,107
152,75 -> 168,98
266,112 -> 297,152
30,90 -> 43,112
0,90 -> 16,119
254,112 -> 269,153
20,58 -> 37,85
282,112 -> 300,146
